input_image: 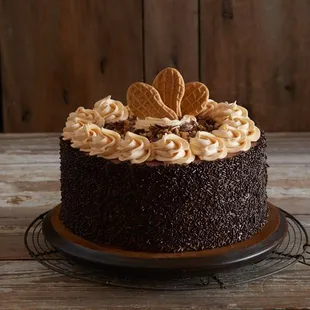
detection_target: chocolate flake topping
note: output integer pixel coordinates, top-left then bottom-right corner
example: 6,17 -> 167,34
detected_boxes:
104,117 -> 216,141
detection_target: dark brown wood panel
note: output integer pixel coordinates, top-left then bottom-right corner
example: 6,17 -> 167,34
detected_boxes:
1,0 -> 310,132
200,0 -> 310,131
144,0 -> 199,84
0,45 -> 3,132
0,0 -> 143,132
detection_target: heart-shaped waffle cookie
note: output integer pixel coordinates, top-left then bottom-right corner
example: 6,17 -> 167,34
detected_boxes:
181,82 -> 209,116
127,82 -> 178,120
153,67 -> 185,118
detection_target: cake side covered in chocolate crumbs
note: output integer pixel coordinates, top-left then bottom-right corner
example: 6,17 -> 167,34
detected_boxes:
59,133 -> 268,253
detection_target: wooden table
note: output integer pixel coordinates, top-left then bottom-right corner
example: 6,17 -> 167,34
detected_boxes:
1,133 -> 310,309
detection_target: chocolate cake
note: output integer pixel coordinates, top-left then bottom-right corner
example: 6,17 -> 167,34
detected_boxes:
59,67 -> 269,253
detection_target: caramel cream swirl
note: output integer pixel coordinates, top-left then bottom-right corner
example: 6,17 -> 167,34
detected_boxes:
212,124 -> 251,153
208,102 -> 235,123
208,101 -> 249,124
71,123 -> 102,152
62,118 -> 88,141
62,107 -> 105,141
134,115 -> 196,131
117,132 -> 151,163
94,95 -> 128,123
232,103 -> 248,118
89,127 -> 121,159
198,99 -> 217,118
222,117 -> 261,142
67,106 -> 104,126
190,131 -> 227,161
152,134 -> 195,164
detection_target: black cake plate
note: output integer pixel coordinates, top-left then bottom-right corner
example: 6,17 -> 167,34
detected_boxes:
42,202 -> 287,273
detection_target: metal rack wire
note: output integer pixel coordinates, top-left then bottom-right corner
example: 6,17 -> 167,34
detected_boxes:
24,208 -> 310,291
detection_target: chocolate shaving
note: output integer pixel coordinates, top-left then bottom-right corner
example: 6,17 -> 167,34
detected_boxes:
103,117 -> 215,142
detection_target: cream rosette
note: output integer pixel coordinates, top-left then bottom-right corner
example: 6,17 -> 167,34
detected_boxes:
198,99 -> 217,118
89,128 -> 121,159
152,134 -> 195,164
94,95 -> 128,123
190,131 -> 227,161
212,124 -> 251,153
208,102 -> 235,124
71,123 -> 102,152
67,106 -> 104,126
117,132 -> 151,164
222,117 -> 261,142
208,101 -> 248,124
134,115 -> 196,131
62,118 -> 88,141
62,107 -> 104,141
231,103 -> 248,118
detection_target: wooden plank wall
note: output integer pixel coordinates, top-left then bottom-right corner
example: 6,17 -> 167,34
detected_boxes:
0,0 -> 310,133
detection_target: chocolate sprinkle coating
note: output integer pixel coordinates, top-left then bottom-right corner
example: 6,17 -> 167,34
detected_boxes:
59,133 -> 268,253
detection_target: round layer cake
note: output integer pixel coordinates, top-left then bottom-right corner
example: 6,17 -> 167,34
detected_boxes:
59,135 -> 268,252
59,67 -> 269,253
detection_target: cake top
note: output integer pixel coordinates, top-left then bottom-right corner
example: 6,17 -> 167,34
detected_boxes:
62,67 -> 260,165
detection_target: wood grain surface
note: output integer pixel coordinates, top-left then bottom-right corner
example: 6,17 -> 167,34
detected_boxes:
1,261 -> 310,309
144,0 -> 199,83
0,0 -> 143,132
1,0 -> 310,132
200,0 -> 310,131
0,132 -> 310,309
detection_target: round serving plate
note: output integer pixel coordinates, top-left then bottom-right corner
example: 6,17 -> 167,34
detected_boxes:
42,202 -> 287,273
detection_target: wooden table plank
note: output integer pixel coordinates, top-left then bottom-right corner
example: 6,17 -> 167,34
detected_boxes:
0,133 -> 310,308
1,133 -> 310,216
1,261 -> 310,309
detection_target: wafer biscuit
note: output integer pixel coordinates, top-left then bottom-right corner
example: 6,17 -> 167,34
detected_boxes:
127,82 -> 178,120
153,67 -> 185,118
181,82 -> 209,116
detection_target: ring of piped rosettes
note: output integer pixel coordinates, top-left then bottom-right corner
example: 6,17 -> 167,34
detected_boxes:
62,67 -> 261,165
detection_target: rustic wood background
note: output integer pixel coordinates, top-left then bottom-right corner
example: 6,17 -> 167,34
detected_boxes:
1,0 -> 310,133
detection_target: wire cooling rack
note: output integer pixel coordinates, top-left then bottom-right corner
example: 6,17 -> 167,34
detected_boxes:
24,208 -> 310,290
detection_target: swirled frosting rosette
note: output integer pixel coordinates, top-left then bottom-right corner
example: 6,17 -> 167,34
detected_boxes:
190,131 -> 227,161
231,103 -> 248,118
117,132 -> 151,163
208,102 -> 235,123
89,128 -> 121,159
198,99 -> 217,118
212,124 -> 251,153
62,107 -> 104,141
71,123 -> 103,152
152,133 -> 195,164
222,117 -> 261,142
207,101 -> 248,124
68,107 -> 104,126
94,96 -> 128,123
62,118 -> 88,141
